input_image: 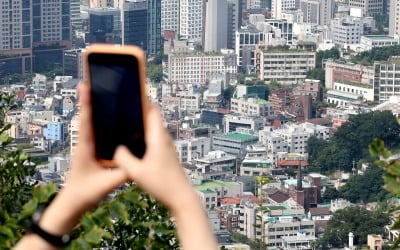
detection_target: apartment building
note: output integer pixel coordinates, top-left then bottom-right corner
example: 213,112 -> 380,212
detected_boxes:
161,0 -> 180,34
230,98 -> 274,117
161,93 -> 201,112
240,145 -> 273,176
175,137 -> 211,163
179,0 -> 205,41
255,46 -> 316,85
196,180 -> 243,208
325,59 -> 374,90
271,0 -> 297,19
168,51 -> 237,85
373,58 -> 400,103
389,0 -> 400,36
331,16 -> 363,47
349,0 -> 383,17
300,0 -> 334,25
194,151 -> 237,179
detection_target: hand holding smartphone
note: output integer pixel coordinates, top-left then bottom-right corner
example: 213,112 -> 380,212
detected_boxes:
84,44 -> 149,166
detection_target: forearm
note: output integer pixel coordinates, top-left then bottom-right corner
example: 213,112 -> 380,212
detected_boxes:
15,188 -> 92,250
171,193 -> 217,250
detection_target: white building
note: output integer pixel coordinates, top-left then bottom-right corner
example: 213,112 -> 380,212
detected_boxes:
332,81 -> 374,101
349,0 -> 383,17
300,0 -> 334,25
204,0 -> 229,52
359,35 -> 400,51
271,0 -> 297,19
327,89 -> 364,106
331,16 -> 363,47
224,114 -> 264,133
373,59 -> 400,103
389,0 -> 400,36
231,98 -> 274,117
175,137 -> 211,163
161,0 -> 180,34
180,0 -> 205,41
168,51 -> 237,85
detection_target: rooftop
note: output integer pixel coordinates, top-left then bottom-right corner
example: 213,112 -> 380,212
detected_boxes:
363,35 -> 396,40
220,133 -> 258,141
196,180 -> 240,192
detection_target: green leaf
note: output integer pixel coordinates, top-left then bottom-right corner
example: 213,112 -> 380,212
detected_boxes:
384,173 -> 400,196
0,226 -> 15,238
33,183 -> 57,203
20,198 -> 38,219
110,201 -> 129,225
83,226 -> 112,245
123,191 -> 141,204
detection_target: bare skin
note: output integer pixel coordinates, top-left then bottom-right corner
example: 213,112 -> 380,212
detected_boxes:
15,84 -> 217,250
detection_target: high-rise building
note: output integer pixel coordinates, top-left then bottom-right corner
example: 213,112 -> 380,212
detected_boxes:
0,0 -> 31,51
373,58 -> 400,103
180,0 -> 205,42
89,8 -> 121,43
147,0 -> 163,55
349,0 -> 383,17
331,16 -> 363,47
271,0 -> 296,19
71,0 -> 82,31
300,0 -> 333,25
122,0 -> 148,50
64,49 -> 84,79
90,0 -> 113,7
204,0 -> 229,52
389,0 -> 400,36
227,0 -> 242,49
161,0 -> 180,35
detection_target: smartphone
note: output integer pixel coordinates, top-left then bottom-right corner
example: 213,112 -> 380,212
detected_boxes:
83,44 -> 149,166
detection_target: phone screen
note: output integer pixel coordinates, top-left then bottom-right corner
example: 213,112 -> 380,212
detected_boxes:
88,53 -> 146,161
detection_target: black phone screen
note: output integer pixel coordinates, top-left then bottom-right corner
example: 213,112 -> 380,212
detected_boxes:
88,53 -> 146,160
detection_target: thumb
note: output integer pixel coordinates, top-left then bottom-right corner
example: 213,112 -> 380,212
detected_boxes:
114,146 -> 142,179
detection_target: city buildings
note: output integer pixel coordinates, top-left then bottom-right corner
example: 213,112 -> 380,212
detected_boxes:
331,16 -> 364,47
359,35 -> 400,51
349,0 -> 383,17
224,114 -> 265,133
212,132 -> 259,156
389,0 -> 400,36
255,46 -> 316,85
373,57 -> 400,103
230,98 -> 274,117
147,0 -> 163,55
161,0 -> 180,34
300,0 -> 334,25
175,137 -> 211,163
271,0 -> 297,20
122,0 -> 148,51
89,8 -> 121,43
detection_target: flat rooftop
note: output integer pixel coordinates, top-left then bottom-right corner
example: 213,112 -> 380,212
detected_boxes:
196,180 -> 240,192
220,133 -> 258,141
363,35 -> 396,40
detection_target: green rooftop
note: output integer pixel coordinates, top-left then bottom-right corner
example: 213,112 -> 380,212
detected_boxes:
195,180 -> 240,192
221,133 -> 258,141
255,98 -> 269,105
364,35 -> 396,40
265,205 -> 286,210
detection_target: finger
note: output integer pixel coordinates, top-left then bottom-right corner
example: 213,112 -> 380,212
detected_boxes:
96,167 -> 128,194
114,146 -> 142,179
77,83 -> 94,149
146,107 -> 171,149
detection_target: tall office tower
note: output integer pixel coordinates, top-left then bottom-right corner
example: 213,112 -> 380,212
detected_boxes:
71,0 -> 83,31
0,0 -> 31,51
204,0 -> 228,52
271,0 -> 296,19
147,0 -> 163,55
227,0 -> 242,49
319,0 -> 334,25
180,0 -> 205,42
161,0 -> 180,35
122,0 -> 148,51
300,0 -> 333,25
260,0 -> 270,9
89,8 -> 121,43
389,0 -> 400,36
32,0 -> 71,43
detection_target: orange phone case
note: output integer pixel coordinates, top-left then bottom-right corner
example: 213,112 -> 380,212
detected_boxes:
83,44 -> 149,167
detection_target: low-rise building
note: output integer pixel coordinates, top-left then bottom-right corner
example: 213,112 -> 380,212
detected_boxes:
255,46 -> 316,85
212,133 -> 259,157
194,151 -> 237,180
175,137 -> 211,163
224,114 -> 264,133
333,81 -> 374,101
230,98 -> 274,117
360,35 -> 400,52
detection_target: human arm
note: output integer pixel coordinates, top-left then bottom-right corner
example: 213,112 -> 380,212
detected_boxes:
15,84 -> 128,249
114,109 -> 217,250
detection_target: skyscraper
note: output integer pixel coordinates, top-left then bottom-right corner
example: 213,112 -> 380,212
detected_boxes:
227,0 -> 242,49
389,0 -> 400,36
161,0 -> 180,35
204,0 -> 228,52
147,0 -> 163,55
122,0 -> 148,50
180,0 -> 205,42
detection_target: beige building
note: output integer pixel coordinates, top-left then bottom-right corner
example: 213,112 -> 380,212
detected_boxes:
168,51 -> 237,85
389,0 -> 400,36
255,46 -> 316,85
70,115 -> 79,157
230,98 -> 274,117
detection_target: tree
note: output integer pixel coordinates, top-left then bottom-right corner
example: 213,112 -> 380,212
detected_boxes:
351,45 -> 400,66
147,64 -> 163,83
316,207 -> 389,248
223,85 -> 236,102
322,186 -> 339,202
268,80 -> 282,91
316,48 -> 340,68
306,68 -> 325,84
308,111 -> 400,173
338,165 -> 390,203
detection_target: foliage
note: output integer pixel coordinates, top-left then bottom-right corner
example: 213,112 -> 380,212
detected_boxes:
147,64 -> 163,83
229,231 -> 268,250
308,111 -> 400,173
351,45 -> 400,66
223,85 -> 236,103
315,207 -> 389,249
369,137 -> 400,249
268,80 -> 282,91
322,186 -> 339,202
69,185 -> 178,249
306,68 -> 326,84
373,14 -> 389,35
337,165 -> 390,203
316,47 -> 340,68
